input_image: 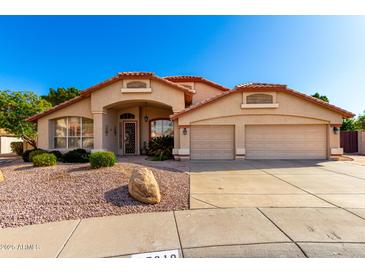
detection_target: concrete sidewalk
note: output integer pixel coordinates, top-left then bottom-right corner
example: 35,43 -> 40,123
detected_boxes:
1,207 -> 365,258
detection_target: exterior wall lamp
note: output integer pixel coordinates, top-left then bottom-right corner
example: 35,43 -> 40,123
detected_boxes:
333,127 -> 339,134
144,115 -> 149,122
183,128 -> 187,135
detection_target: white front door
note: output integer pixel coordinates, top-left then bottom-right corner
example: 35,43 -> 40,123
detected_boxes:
120,121 -> 137,155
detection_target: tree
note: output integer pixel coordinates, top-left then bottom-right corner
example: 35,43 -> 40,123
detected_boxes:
341,118 -> 359,131
312,92 -> 329,103
357,111 -> 365,130
41,87 -> 79,106
0,90 -> 52,147
340,111 -> 365,131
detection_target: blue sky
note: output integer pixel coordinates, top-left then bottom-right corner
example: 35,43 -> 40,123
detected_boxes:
0,16 -> 364,115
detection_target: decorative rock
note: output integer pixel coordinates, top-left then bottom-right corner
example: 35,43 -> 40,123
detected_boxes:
128,167 -> 161,204
0,170 -> 4,183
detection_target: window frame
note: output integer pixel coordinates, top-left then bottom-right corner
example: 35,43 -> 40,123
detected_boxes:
241,92 -> 279,109
120,113 -> 136,119
149,118 -> 173,140
53,116 -> 94,150
246,93 -> 274,104
126,81 -> 147,89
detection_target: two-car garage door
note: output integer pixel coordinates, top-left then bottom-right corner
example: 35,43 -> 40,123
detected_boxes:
190,124 -> 327,160
246,125 -> 327,159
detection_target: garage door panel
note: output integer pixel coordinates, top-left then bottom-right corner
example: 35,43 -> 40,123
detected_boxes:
246,125 -> 327,160
248,151 -> 326,160
191,140 -> 233,149
191,125 -> 234,160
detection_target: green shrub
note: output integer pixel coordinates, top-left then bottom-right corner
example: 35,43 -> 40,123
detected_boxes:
49,150 -> 63,161
22,149 -> 45,162
90,151 -> 116,168
32,153 -> 57,167
146,136 -> 174,161
29,149 -> 47,162
22,149 -> 36,162
10,142 -> 24,156
63,148 -> 89,163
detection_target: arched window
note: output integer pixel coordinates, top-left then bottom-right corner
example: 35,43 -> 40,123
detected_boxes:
247,94 -> 273,104
126,81 -> 147,88
150,119 -> 173,138
120,113 -> 135,119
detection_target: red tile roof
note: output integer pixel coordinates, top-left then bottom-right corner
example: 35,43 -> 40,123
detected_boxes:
170,83 -> 355,120
80,72 -> 193,96
27,72 -> 193,122
164,75 -> 230,91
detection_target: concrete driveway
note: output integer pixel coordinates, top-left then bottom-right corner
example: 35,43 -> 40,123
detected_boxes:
186,159 -> 365,257
189,159 -> 365,210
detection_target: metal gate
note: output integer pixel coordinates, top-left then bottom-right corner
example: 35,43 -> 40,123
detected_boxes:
340,131 -> 358,153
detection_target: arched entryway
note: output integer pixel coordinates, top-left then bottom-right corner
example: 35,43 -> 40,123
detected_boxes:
100,100 -> 174,155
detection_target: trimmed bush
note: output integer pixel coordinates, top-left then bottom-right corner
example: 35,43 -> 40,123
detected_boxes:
32,153 -> 57,167
22,149 -> 35,162
49,150 -> 63,161
63,148 -> 89,163
22,149 -> 43,162
146,136 -> 174,161
90,151 -> 116,169
29,149 -> 47,162
10,142 -> 24,156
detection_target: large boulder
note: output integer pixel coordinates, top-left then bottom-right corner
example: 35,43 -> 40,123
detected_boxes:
128,167 -> 161,204
0,170 -> 4,183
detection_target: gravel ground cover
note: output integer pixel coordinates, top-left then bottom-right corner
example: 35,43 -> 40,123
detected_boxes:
0,160 -> 189,228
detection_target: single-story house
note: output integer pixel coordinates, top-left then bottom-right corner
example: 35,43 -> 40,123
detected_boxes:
27,72 -> 354,160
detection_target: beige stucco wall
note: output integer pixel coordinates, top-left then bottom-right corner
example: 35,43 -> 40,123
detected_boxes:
171,81 -> 224,104
37,97 -> 92,149
359,131 -> 365,155
174,91 -> 344,159
90,79 -> 185,113
178,92 -> 343,125
102,108 -> 117,153
192,82 -> 225,104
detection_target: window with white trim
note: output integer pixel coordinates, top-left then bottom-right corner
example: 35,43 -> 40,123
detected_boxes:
54,117 -> 93,149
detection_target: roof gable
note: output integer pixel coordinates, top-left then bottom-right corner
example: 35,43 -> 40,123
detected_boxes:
171,83 -> 354,120
27,72 -> 193,122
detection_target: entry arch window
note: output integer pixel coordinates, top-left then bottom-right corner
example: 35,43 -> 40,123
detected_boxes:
53,117 -> 93,149
150,119 -> 173,138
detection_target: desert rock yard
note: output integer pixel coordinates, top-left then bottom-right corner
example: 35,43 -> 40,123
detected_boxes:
0,159 -> 189,228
